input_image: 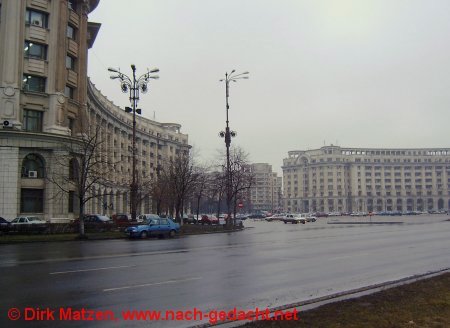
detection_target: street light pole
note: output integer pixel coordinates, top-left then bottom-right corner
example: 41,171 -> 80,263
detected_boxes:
219,70 -> 248,227
108,65 -> 159,221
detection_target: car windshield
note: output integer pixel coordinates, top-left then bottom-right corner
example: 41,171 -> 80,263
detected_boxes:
98,216 -> 110,222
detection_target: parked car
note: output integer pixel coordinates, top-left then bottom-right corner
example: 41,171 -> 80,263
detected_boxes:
138,214 -> 160,223
282,214 -> 306,224
10,216 -> 47,233
315,212 -> 329,217
111,213 -> 134,230
199,214 -> 219,225
0,217 -> 12,234
112,213 -> 131,223
248,213 -> 266,219
183,214 -> 198,224
350,212 -> 368,217
125,218 -> 180,238
72,214 -> 113,232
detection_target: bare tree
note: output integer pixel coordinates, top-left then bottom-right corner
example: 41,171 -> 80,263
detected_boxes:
159,152 -> 198,224
189,164 -> 213,221
216,146 -> 254,225
48,124 -> 114,237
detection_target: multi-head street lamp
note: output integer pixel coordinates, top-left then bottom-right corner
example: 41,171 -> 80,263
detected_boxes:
219,70 -> 249,226
108,65 -> 159,221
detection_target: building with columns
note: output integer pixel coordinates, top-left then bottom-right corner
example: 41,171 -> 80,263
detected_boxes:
283,145 -> 450,214
0,0 -> 190,220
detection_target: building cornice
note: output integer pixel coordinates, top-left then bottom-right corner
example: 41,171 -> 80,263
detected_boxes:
86,79 -> 190,149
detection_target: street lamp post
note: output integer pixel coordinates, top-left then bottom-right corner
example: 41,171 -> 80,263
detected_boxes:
219,70 -> 248,227
108,65 -> 159,221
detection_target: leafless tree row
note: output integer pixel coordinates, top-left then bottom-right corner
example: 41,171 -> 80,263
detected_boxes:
48,122 -> 255,236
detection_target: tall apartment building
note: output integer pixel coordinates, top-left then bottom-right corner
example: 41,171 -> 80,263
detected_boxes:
283,145 -> 450,214
249,163 -> 282,212
0,0 -> 190,220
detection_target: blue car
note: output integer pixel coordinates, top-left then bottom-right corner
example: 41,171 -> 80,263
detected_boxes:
126,218 -> 180,238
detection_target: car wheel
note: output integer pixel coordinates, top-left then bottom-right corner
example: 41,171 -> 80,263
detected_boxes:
284,221 -> 287,224
169,230 -> 176,238
140,231 -> 148,239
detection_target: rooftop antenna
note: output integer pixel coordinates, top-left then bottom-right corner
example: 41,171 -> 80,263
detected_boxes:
153,110 -> 156,120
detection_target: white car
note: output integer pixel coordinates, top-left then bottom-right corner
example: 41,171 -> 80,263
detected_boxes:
11,216 -> 47,224
11,216 -> 47,232
282,214 -> 306,224
265,214 -> 285,222
306,214 -> 317,222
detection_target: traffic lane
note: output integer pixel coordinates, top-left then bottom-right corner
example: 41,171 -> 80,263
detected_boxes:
0,214 -> 446,265
2,221 -> 449,325
2,218 -> 446,288
3,246 -> 448,328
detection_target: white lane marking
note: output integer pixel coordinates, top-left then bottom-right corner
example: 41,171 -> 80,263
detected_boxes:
103,277 -> 202,292
50,265 -> 135,275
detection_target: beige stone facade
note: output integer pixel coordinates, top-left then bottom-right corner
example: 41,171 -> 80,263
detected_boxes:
283,145 -> 450,214
0,0 -> 190,220
249,163 -> 282,212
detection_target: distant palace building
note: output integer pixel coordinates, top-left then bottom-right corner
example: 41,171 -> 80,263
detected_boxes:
282,145 -> 450,213
0,0 -> 189,220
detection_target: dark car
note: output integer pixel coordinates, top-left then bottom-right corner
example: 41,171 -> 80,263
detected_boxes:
73,214 -> 113,232
112,213 -> 133,230
0,217 -> 11,234
112,213 -> 131,223
199,215 -> 219,225
183,215 -> 198,224
248,213 -> 266,219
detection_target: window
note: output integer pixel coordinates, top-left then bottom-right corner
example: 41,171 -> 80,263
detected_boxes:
68,117 -> 75,135
22,154 -> 45,178
64,85 -> 74,99
68,191 -> 75,213
21,189 -> 44,213
67,25 -> 75,39
23,110 -> 43,132
25,9 -> 48,28
66,55 -> 75,70
24,41 -> 47,60
23,75 -> 45,92
69,158 -> 79,180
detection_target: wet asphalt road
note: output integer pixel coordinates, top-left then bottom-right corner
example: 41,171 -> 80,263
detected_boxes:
1,215 -> 449,327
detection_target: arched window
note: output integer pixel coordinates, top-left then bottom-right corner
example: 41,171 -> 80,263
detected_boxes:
22,154 -> 45,178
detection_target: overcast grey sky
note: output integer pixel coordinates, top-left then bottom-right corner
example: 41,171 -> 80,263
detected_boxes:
87,0 -> 450,173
